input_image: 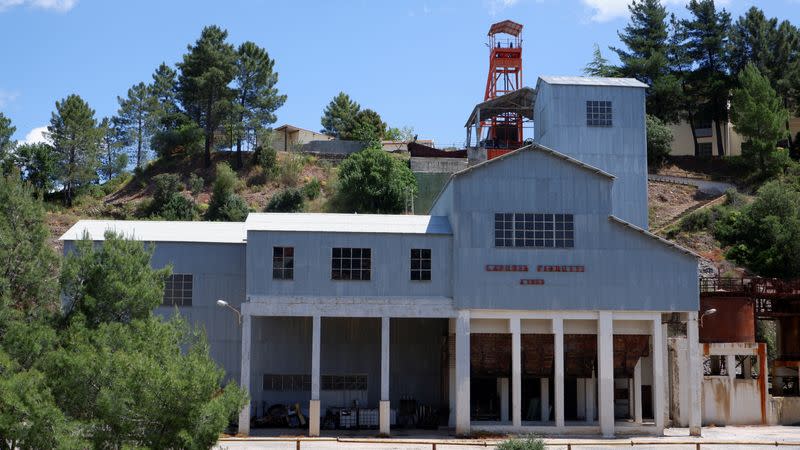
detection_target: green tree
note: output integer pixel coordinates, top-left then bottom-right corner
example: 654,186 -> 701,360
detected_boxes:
384,126 -> 415,142
14,142 -> 58,194
178,25 -> 237,168
99,117 -> 128,182
149,173 -> 195,220
151,112 -> 205,158
0,175 -> 59,318
345,108 -> 386,142
265,187 -> 305,212
321,92 -> 360,138
47,94 -> 102,206
584,44 -> 618,77
680,0 -> 733,155
613,0 -> 683,123
232,41 -> 287,168
60,231 -> 170,328
150,62 -> 180,121
206,162 -> 249,221
116,82 -> 157,168
730,63 -> 789,177
0,112 -> 15,174
715,180 -> 800,278
646,114 -> 673,169
336,144 -> 417,213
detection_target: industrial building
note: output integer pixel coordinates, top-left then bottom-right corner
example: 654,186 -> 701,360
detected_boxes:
60,20 -> 709,438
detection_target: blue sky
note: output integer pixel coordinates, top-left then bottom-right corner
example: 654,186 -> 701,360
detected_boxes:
1,0 -> 799,147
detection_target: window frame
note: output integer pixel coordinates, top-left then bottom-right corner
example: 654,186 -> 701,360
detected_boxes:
162,273 -> 193,307
272,246 -> 294,280
410,248 -> 432,281
494,213 -> 574,249
696,142 -> 713,157
586,100 -> 613,127
331,247 -> 371,281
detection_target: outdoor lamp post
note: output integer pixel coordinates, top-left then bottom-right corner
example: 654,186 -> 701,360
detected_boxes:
699,308 -> 717,327
216,299 -> 242,325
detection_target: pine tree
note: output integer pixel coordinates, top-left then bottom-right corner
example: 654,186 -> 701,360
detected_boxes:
583,44 -> 617,77
116,82 -> 157,168
320,92 -> 360,138
98,117 -> 128,181
232,41 -> 287,168
177,25 -> 237,168
47,94 -> 102,206
14,142 -> 58,194
150,62 -> 180,120
0,112 -> 16,174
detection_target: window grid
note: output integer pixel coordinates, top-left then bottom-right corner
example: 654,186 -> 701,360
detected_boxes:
586,100 -> 612,127
410,248 -> 432,281
262,374 -> 367,391
272,246 -> 294,280
697,142 -> 713,157
163,273 -> 192,306
331,248 -> 371,281
494,213 -> 574,248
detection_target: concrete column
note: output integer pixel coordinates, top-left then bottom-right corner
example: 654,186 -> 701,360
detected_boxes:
662,323 -> 670,428
540,378 -> 550,423
553,317 -> 565,428
586,371 -> 595,423
652,317 -> 666,434
511,317 -> 522,427
687,312 -> 702,436
634,358 -> 643,423
498,378 -> 509,423
726,354 -> 736,380
380,317 -> 390,435
448,319 -> 456,427
309,315 -> 321,437
598,311 -> 614,437
238,313 -> 252,436
576,378 -> 586,420
628,378 -> 635,419
743,355 -> 753,379
455,310 -> 471,436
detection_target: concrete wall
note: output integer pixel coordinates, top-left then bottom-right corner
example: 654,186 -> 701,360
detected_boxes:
669,117 -> 800,158
701,377 -> 764,425
301,140 -> 365,155
246,230 -> 453,298
410,157 -> 467,174
249,316 -> 447,411
440,149 -> 698,311
274,128 -> 332,152
535,81 -> 648,229
63,240 -> 247,384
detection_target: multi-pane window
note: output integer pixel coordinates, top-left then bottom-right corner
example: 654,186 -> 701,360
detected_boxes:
494,213 -> 574,248
272,246 -> 294,280
410,248 -> 432,281
163,273 -> 192,306
331,248 -> 371,281
697,142 -> 713,157
586,100 -> 612,127
263,374 -> 367,391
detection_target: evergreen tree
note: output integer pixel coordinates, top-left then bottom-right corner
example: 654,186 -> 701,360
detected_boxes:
14,142 -> 58,194
584,44 -> 617,77
680,0 -> 732,156
116,82 -> 157,168
613,0 -> 683,122
150,62 -> 180,121
345,108 -> 386,142
0,112 -> 16,174
177,25 -> 237,168
232,41 -> 287,168
320,92 -> 360,138
98,117 -> 128,181
730,63 -> 789,176
335,144 -> 417,213
47,94 -> 102,206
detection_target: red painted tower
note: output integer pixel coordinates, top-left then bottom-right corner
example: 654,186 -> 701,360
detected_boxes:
484,20 -> 523,159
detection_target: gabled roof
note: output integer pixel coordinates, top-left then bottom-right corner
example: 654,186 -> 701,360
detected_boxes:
537,76 -> 648,88
488,20 -> 523,37
245,213 -> 452,235
60,220 -> 246,244
608,215 -> 698,258
465,87 -> 536,128
428,144 -> 614,213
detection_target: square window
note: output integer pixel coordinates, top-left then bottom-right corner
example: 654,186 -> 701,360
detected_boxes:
331,248 -> 371,281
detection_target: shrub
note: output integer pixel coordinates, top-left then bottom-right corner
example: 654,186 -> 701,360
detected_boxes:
335,145 -> 417,213
159,194 -> 196,221
646,114 -> 673,170
679,208 -> 711,232
496,435 -> 545,450
152,174 -> 184,209
216,194 -> 249,222
206,162 -> 249,221
278,152 -> 304,186
188,173 -> 204,198
304,177 -> 322,200
265,188 -> 305,212
256,146 -> 277,174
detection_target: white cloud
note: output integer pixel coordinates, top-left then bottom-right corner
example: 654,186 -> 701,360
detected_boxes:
22,126 -> 50,145
487,0 -> 521,16
0,0 -> 77,13
581,0 -> 731,23
0,89 -> 19,108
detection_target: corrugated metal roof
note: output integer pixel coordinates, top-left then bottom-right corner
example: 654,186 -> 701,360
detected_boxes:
59,220 -> 246,244
245,213 -> 452,235
608,215 -> 698,258
538,76 -> 648,88
455,144 -> 614,180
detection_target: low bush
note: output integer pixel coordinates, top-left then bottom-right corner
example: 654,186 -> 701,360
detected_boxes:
188,173 -> 204,197
278,152 -> 304,186
679,208 -> 712,233
304,177 -> 321,200
496,435 -> 545,450
265,188 -> 305,212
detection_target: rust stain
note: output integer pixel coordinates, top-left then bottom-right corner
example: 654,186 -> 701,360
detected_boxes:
758,342 -> 767,425
703,342 -> 710,356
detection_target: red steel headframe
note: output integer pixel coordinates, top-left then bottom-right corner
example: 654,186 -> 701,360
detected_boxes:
483,20 -> 524,158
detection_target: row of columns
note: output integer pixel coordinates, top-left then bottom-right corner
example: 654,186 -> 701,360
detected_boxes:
453,312 -> 667,437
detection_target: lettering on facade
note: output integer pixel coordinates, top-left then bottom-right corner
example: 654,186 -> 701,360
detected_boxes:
485,264 -> 529,272
536,265 -> 585,273
520,279 -> 545,285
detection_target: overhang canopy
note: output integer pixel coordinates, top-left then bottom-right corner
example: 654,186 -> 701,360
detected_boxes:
464,87 -> 536,128
488,20 -> 523,36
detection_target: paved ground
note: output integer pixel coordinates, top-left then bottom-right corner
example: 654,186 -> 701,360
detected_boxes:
216,426 -> 800,449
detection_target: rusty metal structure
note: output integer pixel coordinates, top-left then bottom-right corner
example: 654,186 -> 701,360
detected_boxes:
482,20 -> 524,158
